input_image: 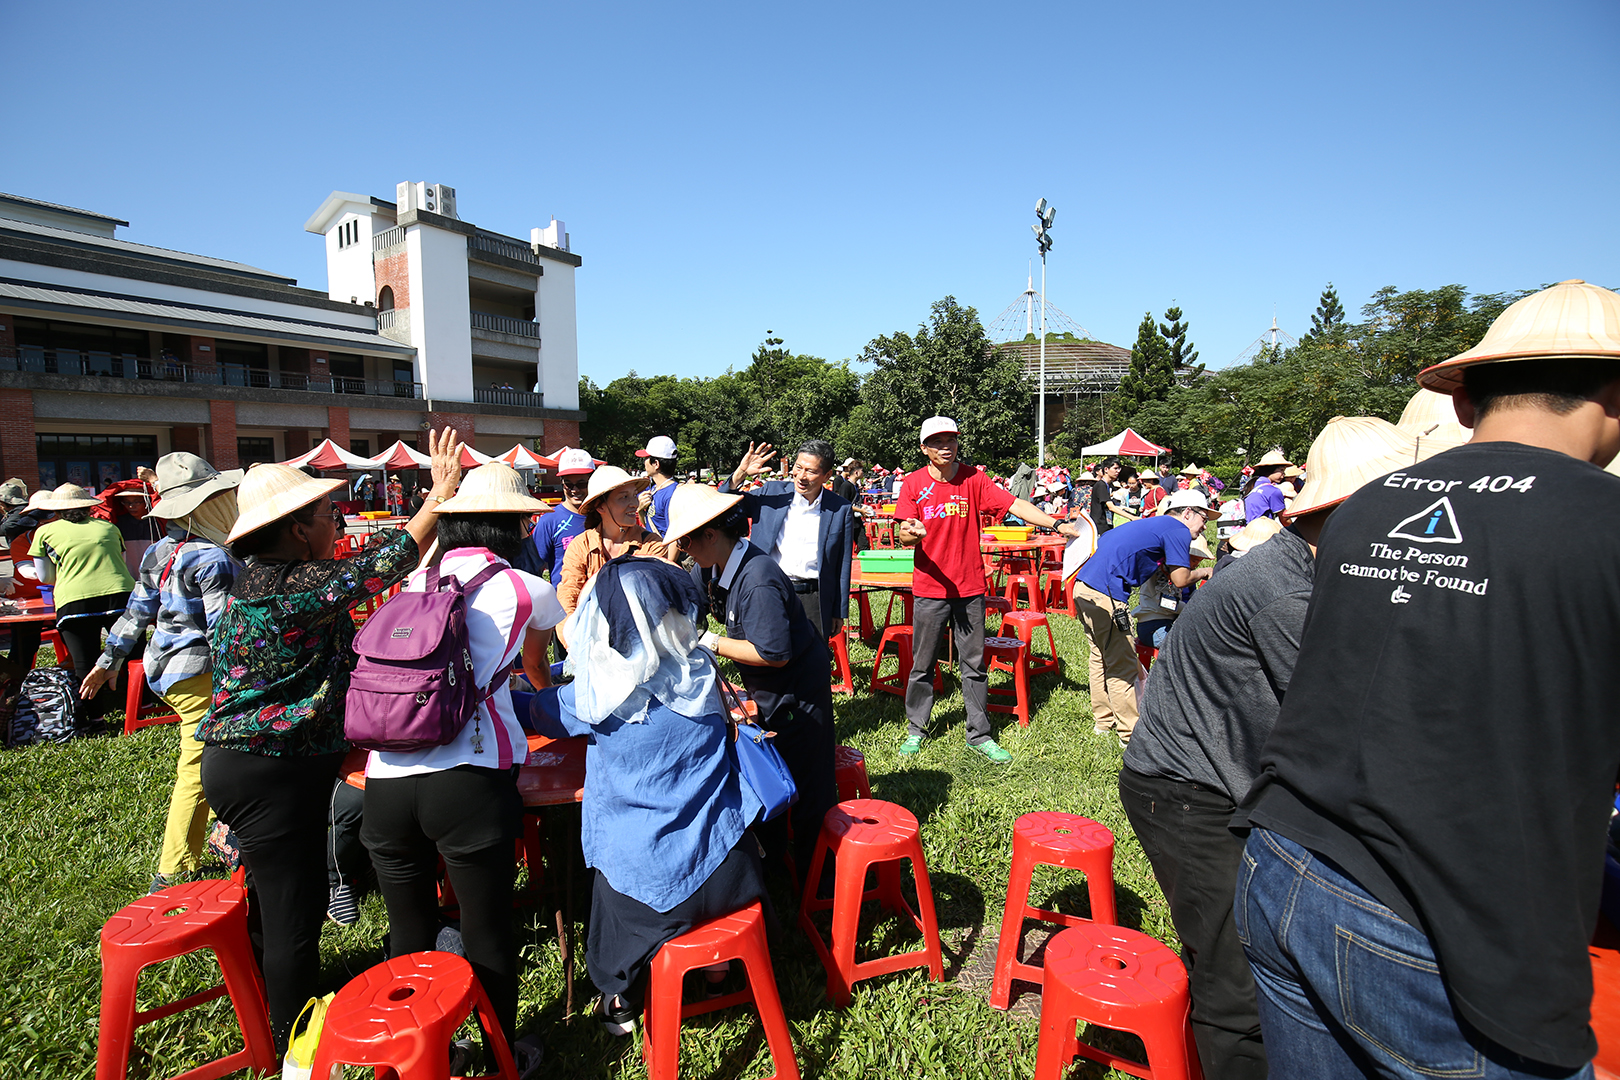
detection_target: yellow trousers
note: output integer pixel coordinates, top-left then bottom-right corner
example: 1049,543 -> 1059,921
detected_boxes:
156,672 -> 214,878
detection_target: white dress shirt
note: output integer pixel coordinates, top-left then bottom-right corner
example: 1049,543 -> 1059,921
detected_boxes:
772,490 -> 822,581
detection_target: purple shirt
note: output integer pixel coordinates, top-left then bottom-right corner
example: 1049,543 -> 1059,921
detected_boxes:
1244,477 -> 1287,521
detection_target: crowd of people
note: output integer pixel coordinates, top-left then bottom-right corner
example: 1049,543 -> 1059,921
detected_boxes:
13,279 -> 1620,1079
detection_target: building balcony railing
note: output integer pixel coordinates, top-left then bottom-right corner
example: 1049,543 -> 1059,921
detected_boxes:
468,233 -> 539,266
372,225 -> 406,252
0,348 -> 422,399
474,387 -> 544,408
470,311 -> 541,339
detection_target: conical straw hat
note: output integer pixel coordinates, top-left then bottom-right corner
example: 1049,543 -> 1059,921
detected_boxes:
581,465 -> 650,512
1253,449 -> 1292,468
227,464 -> 345,543
1417,280 -> 1620,393
1397,387 -> 1471,455
1230,516 -> 1283,552
433,463 -> 547,514
662,484 -> 743,545
1283,417 -> 1421,522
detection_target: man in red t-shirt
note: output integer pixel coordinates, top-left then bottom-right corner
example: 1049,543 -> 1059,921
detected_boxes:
895,416 -> 1083,763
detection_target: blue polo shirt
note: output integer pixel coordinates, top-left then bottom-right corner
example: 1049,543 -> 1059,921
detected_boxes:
1076,516 -> 1194,602
1244,477 -> 1288,522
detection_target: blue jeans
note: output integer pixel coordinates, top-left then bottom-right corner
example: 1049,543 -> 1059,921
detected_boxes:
1236,827 -> 1592,1080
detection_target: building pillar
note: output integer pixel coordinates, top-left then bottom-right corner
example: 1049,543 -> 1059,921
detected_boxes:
284,428 -> 310,459
208,400 -> 239,469
544,420 -> 580,455
0,315 -> 17,357
0,389 -> 38,488
170,426 -> 201,456
188,335 -> 217,376
325,406 -> 350,451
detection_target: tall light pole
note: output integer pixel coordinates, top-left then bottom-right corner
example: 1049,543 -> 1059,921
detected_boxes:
1032,199 -> 1054,466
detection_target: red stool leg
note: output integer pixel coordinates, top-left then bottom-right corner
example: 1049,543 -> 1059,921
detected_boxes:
824,845 -> 866,1006
904,838 -> 946,982
829,632 -> 854,695
989,839 -> 1039,1008
1033,968 -> 1082,1080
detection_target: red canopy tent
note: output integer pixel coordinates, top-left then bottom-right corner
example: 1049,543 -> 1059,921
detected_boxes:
367,440 -> 430,470
1080,428 -> 1171,457
496,445 -> 558,469
282,438 -> 376,471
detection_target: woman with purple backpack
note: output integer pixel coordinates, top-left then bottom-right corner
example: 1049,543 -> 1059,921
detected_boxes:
357,463 -> 562,1075
196,427 -> 463,1057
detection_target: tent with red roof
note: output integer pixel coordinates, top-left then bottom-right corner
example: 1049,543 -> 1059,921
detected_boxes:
1081,428 -> 1170,457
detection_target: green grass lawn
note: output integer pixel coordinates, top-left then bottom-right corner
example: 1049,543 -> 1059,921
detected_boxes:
0,610 -> 1175,1078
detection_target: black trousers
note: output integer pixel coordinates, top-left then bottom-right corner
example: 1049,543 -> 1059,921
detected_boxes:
1118,765 -> 1268,1080
327,779 -> 368,889
794,586 -> 823,637
56,591 -> 130,718
753,690 -> 838,880
361,765 -> 522,1044
200,746 -> 345,1055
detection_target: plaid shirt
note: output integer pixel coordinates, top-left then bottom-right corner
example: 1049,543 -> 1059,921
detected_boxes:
96,526 -> 241,696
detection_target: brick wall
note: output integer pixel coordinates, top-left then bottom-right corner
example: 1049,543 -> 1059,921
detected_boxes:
208,400 -> 238,469
425,412 -> 475,446
374,253 -> 410,310
543,420 -> 581,455
0,313 -> 16,356
284,429 -> 310,458
0,389 -> 36,488
325,406 -> 350,450
189,335 -> 217,376
171,427 -> 201,456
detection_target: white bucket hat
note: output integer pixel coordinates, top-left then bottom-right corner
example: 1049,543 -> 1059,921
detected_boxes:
150,452 -> 243,520
661,484 -> 744,546
227,464 -> 346,543
432,463 -> 548,514
35,483 -> 102,511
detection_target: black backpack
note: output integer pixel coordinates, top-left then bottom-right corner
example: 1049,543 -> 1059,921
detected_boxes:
6,667 -> 86,748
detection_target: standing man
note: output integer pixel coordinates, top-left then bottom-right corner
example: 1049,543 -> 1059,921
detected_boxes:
1236,280 -> 1620,1078
1120,417 -> 1422,1080
1242,450 -> 1292,522
1088,458 -> 1122,536
894,416 -> 1082,763
635,435 -> 679,538
1073,489 -> 1218,744
515,447 -> 595,584
720,439 -> 854,638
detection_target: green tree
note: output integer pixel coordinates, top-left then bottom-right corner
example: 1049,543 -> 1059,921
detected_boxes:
1111,311 -> 1176,432
1309,283 -> 1346,338
857,296 -> 1032,470
1354,284 -> 1527,385
1159,305 -> 1200,372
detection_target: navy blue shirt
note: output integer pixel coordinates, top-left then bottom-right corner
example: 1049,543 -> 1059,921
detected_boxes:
1076,516 -> 1194,602
707,543 -> 829,732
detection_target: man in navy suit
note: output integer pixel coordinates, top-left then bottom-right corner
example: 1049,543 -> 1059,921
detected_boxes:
719,438 -> 854,638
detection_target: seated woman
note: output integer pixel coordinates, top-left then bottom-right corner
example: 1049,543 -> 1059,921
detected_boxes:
196,427 -> 462,1055
530,556 -> 765,1036
555,464 -> 674,622
359,463 -> 563,1075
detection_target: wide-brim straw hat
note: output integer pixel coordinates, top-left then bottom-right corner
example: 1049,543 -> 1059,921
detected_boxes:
1179,463 -> 1202,476
1283,416 -> 1425,523
662,484 -> 743,546
150,451 -> 243,520
433,463 -> 548,514
35,483 -> 101,511
0,478 -> 28,506
1397,386 -> 1472,455
227,463 -> 345,543
1254,449 -> 1292,468
1418,280 -> 1620,393
581,465 -> 650,512
1230,516 -> 1283,552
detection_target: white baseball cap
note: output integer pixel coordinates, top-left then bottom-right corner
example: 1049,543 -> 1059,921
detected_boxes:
635,435 -> 678,459
1161,490 -> 1219,517
555,447 -> 596,477
919,416 -> 959,444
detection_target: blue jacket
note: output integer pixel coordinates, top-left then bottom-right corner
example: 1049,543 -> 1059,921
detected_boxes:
718,478 -> 854,631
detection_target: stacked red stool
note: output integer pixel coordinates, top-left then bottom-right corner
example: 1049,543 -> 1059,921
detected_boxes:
309,951 -> 520,1079
799,800 -> 944,1006
96,878 -> 276,1080
642,901 -> 800,1080
990,812 -> 1117,1009
1033,923 -> 1200,1080
999,610 -> 1062,680
833,745 -> 872,800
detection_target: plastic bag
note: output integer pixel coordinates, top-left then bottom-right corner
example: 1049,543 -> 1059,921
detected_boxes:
281,992 -> 335,1080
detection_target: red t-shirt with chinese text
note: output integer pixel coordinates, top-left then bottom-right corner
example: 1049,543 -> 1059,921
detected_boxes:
896,465 -> 1015,598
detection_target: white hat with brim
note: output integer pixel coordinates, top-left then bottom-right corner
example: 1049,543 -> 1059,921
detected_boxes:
1230,516 -> 1284,552
1417,280 -> 1620,394
227,464 -> 346,544
0,478 -> 28,506
635,436 -> 678,460
433,463 -> 548,514
1283,416 -> 1426,523
581,465 -> 650,512
662,483 -> 743,546
554,447 -> 596,477
150,452 -> 243,520
1160,490 -> 1220,517
920,416 -> 959,444
35,484 -> 102,511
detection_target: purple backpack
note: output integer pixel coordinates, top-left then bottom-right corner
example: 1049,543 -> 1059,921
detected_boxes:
344,560 -> 520,752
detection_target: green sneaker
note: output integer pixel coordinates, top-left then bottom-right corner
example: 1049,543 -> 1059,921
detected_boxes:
969,738 -> 1013,764
897,734 -> 925,756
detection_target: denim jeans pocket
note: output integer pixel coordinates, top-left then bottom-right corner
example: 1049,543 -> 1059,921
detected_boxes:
1233,845 -> 1257,948
1334,926 -> 1485,1078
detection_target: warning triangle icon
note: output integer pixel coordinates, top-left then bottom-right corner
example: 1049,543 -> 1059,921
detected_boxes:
1388,496 -> 1463,544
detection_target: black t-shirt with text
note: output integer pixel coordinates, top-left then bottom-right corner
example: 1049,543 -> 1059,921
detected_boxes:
1240,442 -> 1620,1067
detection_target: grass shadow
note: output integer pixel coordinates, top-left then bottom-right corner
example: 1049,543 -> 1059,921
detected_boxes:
866,767 -> 951,827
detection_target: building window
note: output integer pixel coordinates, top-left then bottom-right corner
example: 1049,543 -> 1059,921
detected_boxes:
378,286 -> 394,311
237,437 -> 277,465
36,433 -> 159,493
349,439 -> 370,458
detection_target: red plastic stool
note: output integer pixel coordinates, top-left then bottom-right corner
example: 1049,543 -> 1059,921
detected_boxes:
989,812 -> 1118,1008
42,627 -> 70,665
852,591 -> 878,641
984,636 -> 1032,727
834,745 -> 872,800
1004,571 -> 1047,613
1033,923 -> 1198,1080
643,901 -> 801,1080
1045,572 -> 1074,615
1135,642 -> 1158,672
870,625 -> 941,697
310,951 -> 519,1080
1000,610 -> 1062,679
798,799 -> 944,1006
96,878 -> 276,1080
828,632 -> 854,695
983,595 -> 1014,630
122,658 -> 182,736
881,590 -> 915,630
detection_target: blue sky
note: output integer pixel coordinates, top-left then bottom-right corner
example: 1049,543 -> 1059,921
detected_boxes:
8,0 -> 1617,382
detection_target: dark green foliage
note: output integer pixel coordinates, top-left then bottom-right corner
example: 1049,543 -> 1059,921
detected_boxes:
1310,283 -> 1346,338
1159,305 -> 1199,372
1114,311 -> 1175,413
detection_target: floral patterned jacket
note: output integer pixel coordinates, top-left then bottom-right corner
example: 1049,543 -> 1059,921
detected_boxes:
196,530 -> 418,757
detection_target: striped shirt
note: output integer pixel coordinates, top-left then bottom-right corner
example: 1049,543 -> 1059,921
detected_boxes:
96,527 -> 241,696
